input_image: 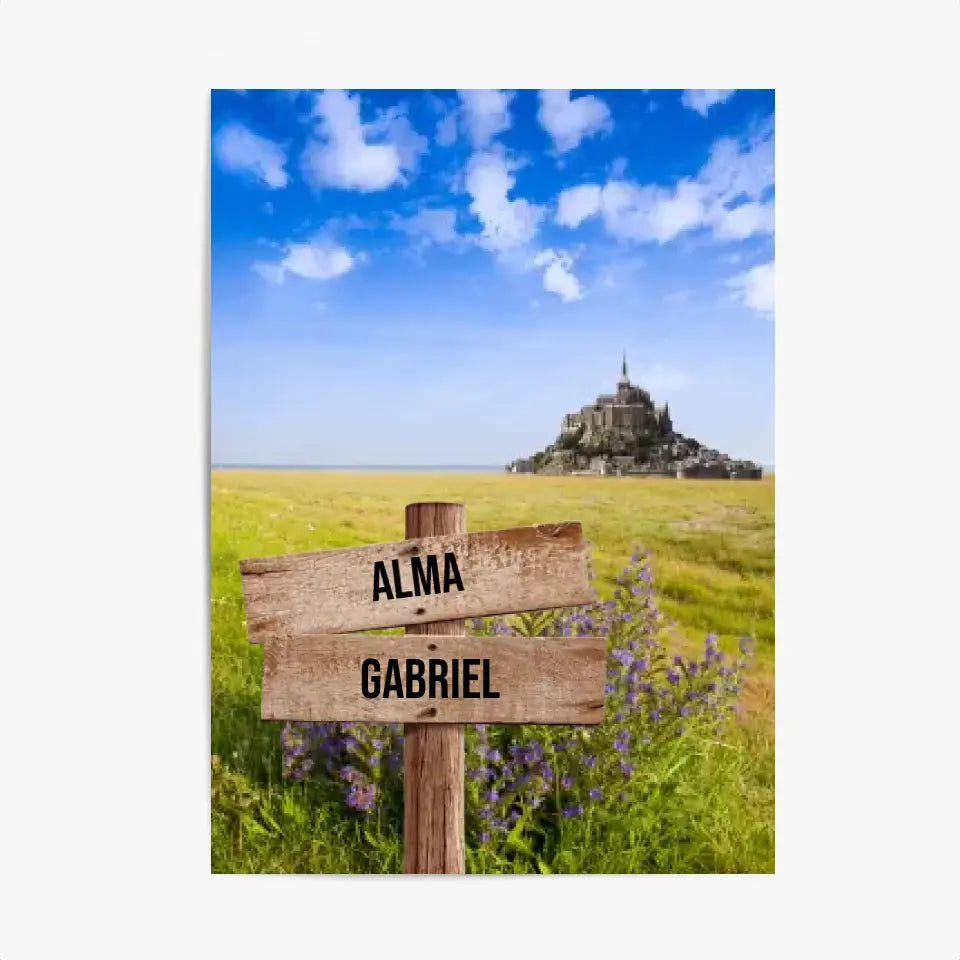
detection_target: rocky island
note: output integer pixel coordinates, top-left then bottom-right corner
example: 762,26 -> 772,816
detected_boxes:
507,355 -> 763,479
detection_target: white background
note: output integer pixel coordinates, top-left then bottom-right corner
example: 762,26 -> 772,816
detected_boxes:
3,1 -> 958,957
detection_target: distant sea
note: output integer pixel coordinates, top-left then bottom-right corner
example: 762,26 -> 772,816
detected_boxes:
212,464 -> 505,473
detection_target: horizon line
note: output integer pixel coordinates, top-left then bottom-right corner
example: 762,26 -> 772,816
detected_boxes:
211,462 -> 775,470
211,462 -> 506,469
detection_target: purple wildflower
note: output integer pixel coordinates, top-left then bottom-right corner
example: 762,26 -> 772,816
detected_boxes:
345,783 -> 376,812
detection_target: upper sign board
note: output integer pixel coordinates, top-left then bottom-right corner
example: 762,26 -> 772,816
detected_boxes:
239,522 -> 593,641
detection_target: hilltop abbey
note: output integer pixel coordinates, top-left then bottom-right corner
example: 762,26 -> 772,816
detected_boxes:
507,354 -> 762,479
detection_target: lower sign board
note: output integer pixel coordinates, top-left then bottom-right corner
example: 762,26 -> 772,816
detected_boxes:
260,633 -> 606,724
240,522 -> 592,641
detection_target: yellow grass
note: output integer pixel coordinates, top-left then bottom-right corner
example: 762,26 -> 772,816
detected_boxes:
212,469 -> 774,727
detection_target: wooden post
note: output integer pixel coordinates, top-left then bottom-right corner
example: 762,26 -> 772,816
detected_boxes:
403,501 -> 465,874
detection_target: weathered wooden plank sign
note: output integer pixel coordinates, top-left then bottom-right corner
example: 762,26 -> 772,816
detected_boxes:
237,502 -> 605,874
260,633 -> 605,724
239,521 -> 592,641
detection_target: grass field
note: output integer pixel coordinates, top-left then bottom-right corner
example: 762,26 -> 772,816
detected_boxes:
211,470 -> 774,873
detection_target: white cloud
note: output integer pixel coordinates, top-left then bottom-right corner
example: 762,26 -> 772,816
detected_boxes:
455,144 -> 587,304
727,260 -> 775,315
301,90 -> 427,192
391,207 -> 459,245
251,262 -> 287,284
213,123 -> 288,189
646,180 -> 707,242
542,258 -> 583,303
367,105 -> 429,174
537,89 -> 612,153
458,90 -> 514,148
681,89 -> 735,116
252,238 -> 359,284
562,179 -> 707,244
556,183 -> 602,228
712,201 -> 775,239
464,150 -> 544,252
662,288 -> 692,305
698,127 -> 775,207
531,248 -> 583,303
555,118 -> 775,245
283,241 -> 356,279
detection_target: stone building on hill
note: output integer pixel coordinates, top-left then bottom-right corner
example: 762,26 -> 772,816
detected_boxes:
561,353 -> 672,448
506,354 -> 763,479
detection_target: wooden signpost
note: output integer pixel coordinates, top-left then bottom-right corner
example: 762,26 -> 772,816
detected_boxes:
238,501 -> 605,874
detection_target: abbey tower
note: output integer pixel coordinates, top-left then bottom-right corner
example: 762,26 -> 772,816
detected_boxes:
560,353 -> 672,449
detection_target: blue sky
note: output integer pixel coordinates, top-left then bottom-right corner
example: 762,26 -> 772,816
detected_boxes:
211,89 -> 774,466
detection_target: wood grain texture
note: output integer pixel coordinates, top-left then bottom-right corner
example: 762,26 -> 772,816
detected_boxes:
404,503 -> 464,875
239,520 -> 592,642
260,633 -> 606,724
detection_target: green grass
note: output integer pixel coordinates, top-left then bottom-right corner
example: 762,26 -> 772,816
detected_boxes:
211,470 -> 775,873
